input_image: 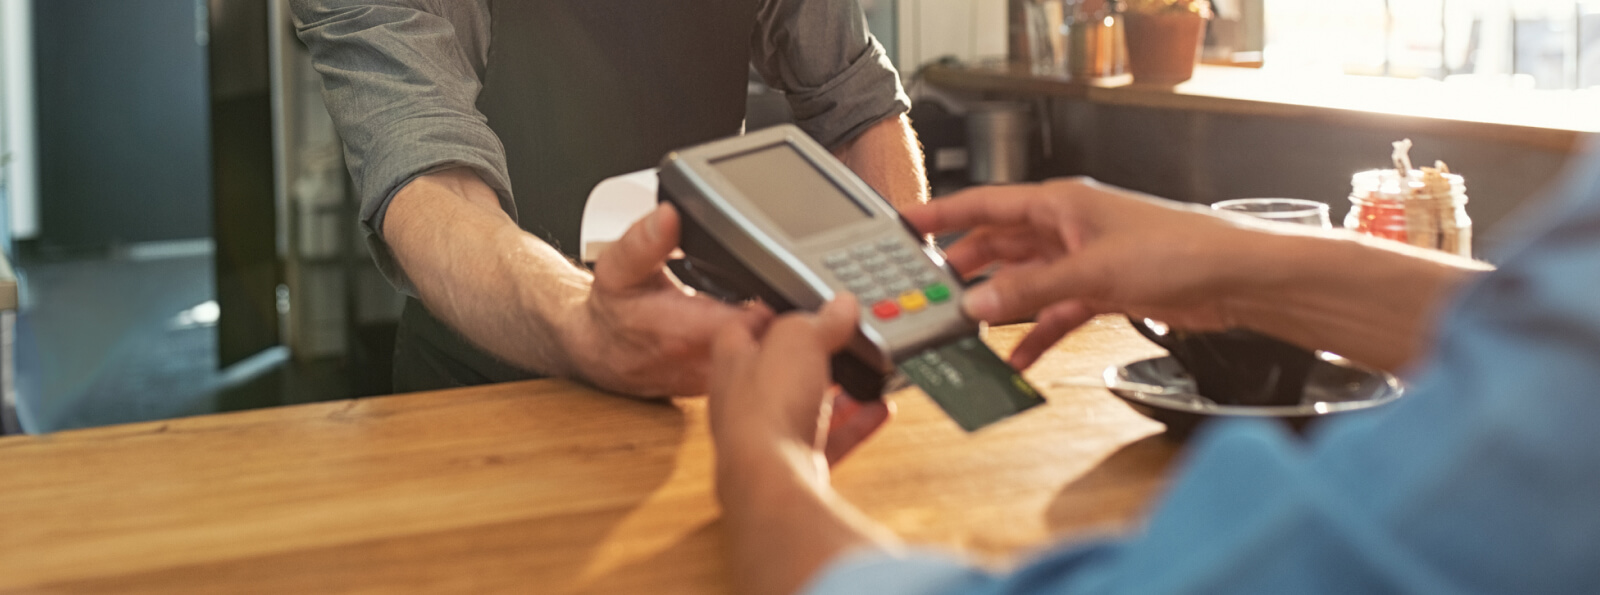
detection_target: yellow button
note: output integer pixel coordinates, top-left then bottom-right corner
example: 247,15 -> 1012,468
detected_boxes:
898,290 -> 928,312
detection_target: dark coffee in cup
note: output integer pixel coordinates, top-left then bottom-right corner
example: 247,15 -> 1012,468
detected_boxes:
1128,317 -> 1318,407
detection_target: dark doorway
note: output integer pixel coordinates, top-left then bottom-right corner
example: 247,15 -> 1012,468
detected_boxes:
34,0 -> 212,249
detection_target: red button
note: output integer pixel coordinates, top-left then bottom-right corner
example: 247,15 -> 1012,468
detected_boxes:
871,300 -> 900,320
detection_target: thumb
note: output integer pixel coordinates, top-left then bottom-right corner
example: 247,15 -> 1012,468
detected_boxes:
814,294 -> 861,353
594,203 -> 679,291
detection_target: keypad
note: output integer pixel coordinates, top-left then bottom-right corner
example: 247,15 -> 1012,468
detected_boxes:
822,240 -> 953,320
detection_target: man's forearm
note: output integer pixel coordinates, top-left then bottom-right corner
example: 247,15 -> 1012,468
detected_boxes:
834,114 -> 928,211
1234,230 -> 1492,370
384,168 -> 591,378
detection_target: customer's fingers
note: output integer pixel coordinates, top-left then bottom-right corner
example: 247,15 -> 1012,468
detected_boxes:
942,225 -> 1052,275
709,320 -> 760,396
902,186 -> 1043,235
1010,301 -> 1097,369
814,295 -> 861,350
962,255 -> 1107,323
759,295 -> 860,364
732,297 -> 859,442
732,295 -> 861,429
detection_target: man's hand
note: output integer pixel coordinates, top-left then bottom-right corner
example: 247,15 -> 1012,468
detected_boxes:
564,203 -> 775,397
387,169 -> 772,397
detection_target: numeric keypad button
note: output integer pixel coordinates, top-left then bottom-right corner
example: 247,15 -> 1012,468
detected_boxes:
844,277 -> 875,293
889,251 -> 920,267
871,300 -> 900,320
860,254 -> 890,270
872,269 -> 903,284
831,263 -> 865,280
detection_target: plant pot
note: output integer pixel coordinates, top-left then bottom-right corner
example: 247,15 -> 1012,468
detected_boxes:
1123,11 -> 1206,85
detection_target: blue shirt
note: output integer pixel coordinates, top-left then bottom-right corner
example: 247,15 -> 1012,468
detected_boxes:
806,141 -> 1600,595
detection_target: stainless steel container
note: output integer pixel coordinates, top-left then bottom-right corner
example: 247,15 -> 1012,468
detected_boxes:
1066,0 -> 1127,79
965,101 -> 1032,185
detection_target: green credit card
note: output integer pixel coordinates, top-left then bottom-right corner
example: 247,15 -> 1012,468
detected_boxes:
898,335 -> 1046,432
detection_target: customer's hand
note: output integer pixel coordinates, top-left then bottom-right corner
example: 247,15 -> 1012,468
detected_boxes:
708,297 -> 900,595
565,204 -> 775,397
709,295 -> 890,469
904,178 -> 1270,369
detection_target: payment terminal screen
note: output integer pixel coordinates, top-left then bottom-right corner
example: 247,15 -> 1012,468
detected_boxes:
712,143 -> 871,240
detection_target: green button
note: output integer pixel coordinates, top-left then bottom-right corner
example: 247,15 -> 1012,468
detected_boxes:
923,283 -> 951,303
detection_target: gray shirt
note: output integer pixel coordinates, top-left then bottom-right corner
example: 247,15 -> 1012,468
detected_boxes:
291,0 -> 910,292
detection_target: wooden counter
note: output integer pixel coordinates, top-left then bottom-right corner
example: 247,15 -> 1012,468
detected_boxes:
0,317 -> 1173,594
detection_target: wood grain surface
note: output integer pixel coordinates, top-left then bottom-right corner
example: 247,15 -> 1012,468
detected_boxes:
0,317 -> 1174,594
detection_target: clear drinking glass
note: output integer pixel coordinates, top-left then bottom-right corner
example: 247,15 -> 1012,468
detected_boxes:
1211,198 -> 1332,229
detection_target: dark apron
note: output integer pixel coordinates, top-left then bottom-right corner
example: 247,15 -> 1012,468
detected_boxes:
393,0 -> 758,392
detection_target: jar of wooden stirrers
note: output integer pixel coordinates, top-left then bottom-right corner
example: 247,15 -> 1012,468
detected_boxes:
1345,140 -> 1473,258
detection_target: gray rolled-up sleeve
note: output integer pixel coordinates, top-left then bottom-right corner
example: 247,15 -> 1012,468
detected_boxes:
751,0 -> 911,149
291,0 -> 510,295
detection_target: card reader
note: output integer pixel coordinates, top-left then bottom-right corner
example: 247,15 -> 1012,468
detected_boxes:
657,125 -> 1043,431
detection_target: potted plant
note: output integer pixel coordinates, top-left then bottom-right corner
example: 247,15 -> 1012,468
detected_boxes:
1122,0 -> 1212,84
